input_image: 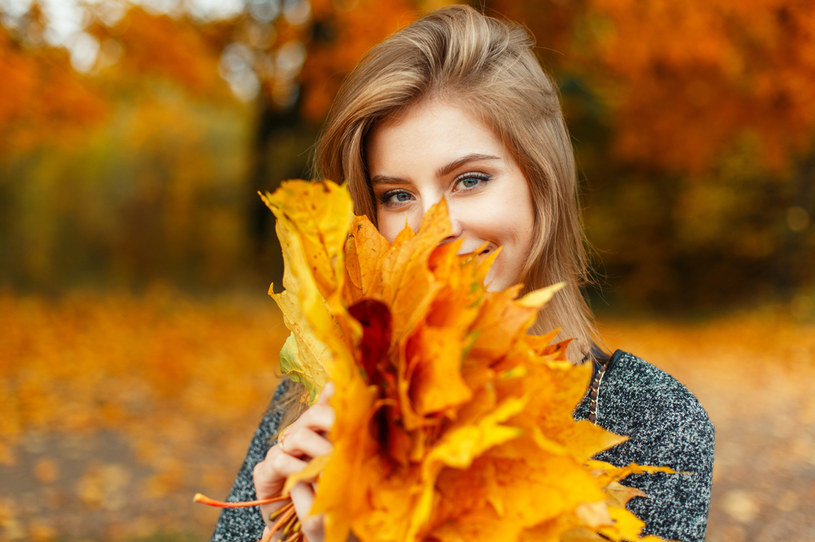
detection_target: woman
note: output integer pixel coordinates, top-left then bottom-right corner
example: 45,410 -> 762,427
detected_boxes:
211,5 -> 713,542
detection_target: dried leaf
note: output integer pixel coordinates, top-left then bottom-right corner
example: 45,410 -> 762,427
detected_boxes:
264,180 -> 675,542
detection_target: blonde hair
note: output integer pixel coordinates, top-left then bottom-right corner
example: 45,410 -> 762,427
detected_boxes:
314,4 -> 598,362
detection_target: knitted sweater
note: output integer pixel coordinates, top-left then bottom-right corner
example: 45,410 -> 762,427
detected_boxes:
210,350 -> 714,542
573,350 -> 714,542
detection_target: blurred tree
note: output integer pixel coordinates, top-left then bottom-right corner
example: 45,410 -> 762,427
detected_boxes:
198,0 -> 441,284
581,0 -> 815,173
92,0 -> 445,283
85,5 -> 228,96
0,1 -> 250,290
1,0 -> 812,310
0,0 -> 450,291
575,0 -> 815,306
489,0 -> 815,308
0,2 -> 107,154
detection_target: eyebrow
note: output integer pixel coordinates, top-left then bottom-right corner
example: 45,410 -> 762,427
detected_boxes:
369,153 -> 501,185
437,153 -> 500,177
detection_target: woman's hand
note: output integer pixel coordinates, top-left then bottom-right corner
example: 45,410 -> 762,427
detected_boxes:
253,383 -> 335,542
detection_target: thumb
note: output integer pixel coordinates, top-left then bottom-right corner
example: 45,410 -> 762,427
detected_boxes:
318,382 -> 335,405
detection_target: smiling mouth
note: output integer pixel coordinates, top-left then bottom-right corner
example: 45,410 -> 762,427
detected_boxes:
457,244 -> 496,257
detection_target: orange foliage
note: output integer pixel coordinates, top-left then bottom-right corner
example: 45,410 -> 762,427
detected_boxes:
1,291 -> 814,538
0,290 -> 289,538
87,6 -> 226,96
0,289 -> 283,467
3,0 -> 814,175
583,0 -> 815,172
298,0 -> 422,121
0,2 -> 228,155
0,25 -> 107,153
487,0 -> 587,71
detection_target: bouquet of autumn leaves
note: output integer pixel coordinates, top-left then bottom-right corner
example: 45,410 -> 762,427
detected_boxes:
198,180 -> 671,542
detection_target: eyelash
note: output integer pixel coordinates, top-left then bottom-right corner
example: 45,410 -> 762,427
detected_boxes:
377,172 -> 492,208
453,172 -> 491,191
378,189 -> 413,207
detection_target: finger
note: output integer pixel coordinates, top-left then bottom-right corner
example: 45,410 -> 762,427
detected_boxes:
318,382 -> 335,404
253,449 -> 308,498
293,403 -> 335,432
290,481 -> 324,542
278,426 -> 333,458
254,449 -> 307,531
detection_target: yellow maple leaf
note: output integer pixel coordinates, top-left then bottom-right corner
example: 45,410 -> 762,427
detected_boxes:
259,180 -> 675,542
260,181 -> 356,402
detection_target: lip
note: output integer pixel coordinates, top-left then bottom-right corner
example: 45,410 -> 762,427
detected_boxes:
457,243 -> 496,257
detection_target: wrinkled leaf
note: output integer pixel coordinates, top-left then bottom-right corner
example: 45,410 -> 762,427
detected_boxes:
265,180 -> 674,542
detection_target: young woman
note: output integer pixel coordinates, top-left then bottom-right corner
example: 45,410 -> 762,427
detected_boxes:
211,6 -> 714,542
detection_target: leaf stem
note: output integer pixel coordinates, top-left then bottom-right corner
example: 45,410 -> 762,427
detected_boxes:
193,493 -> 290,508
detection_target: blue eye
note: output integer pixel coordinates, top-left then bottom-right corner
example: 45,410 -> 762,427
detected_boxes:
455,172 -> 491,191
379,190 -> 413,207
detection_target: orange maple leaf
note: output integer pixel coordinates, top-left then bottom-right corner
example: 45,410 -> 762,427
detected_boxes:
233,180 -> 676,542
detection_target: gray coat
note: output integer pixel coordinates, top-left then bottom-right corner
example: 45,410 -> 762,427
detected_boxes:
210,350 -> 714,542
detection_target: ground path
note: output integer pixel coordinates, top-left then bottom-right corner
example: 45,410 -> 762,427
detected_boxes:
1,293 -> 813,541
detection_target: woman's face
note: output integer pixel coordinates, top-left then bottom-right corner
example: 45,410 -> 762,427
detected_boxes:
366,99 -> 536,291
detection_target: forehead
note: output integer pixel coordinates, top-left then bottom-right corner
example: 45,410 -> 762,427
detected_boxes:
366,99 -> 508,172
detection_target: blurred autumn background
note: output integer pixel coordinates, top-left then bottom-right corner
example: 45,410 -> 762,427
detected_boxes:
1,0 -> 813,540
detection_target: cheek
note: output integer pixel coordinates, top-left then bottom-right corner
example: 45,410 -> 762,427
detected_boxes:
491,201 -> 536,267
376,213 -> 405,243
469,202 -> 532,245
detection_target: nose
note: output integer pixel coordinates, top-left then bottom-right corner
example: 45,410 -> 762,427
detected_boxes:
439,196 -> 463,244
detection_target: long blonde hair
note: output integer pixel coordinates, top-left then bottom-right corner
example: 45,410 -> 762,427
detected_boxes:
314,4 -> 597,362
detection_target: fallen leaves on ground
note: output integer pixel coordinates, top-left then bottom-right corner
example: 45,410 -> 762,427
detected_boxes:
0,288 -> 285,540
1,292 -> 814,540
598,311 -> 815,542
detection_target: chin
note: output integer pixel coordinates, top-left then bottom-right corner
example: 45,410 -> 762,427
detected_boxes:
484,272 -> 509,293
485,267 -> 526,293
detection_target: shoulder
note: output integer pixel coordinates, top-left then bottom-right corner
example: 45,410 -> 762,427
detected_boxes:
592,350 -> 714,461
575,350 -> 715,542
597,350 -> 714,469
